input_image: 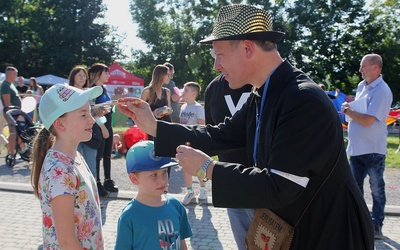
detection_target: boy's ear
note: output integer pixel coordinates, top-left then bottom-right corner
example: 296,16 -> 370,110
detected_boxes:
129,173 -> 140,184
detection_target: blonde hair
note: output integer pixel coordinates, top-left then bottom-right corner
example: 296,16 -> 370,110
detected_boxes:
30,127 -> 56,198
147,65 -> 169,105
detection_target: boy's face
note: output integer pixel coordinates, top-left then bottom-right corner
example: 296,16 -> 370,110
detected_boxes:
182,86 -> 196,102
130,168 -> 169,196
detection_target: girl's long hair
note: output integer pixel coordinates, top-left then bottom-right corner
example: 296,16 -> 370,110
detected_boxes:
30,127 -> 55,198
88,63 -> 108,86
68,65 -> 89,88
29,77 -> 41,92
148,65 -> 168,105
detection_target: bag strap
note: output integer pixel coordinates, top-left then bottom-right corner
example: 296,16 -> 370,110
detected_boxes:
293,139 -> 343,229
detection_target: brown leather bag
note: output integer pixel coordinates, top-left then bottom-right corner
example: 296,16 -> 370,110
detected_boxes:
245,209 -> 293,250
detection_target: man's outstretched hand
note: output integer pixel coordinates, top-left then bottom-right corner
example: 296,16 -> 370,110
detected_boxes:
117,97 -> 157,136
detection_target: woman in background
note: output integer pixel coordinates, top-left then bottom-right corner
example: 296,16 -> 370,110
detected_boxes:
68,65 -> 109,196
140,64 -> 173,126
88,63 -> 118,196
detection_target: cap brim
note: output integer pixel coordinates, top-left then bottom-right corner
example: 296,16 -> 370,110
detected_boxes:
62,86 -> 103,114
162,162 -> 179,168
199,31 -> 285,44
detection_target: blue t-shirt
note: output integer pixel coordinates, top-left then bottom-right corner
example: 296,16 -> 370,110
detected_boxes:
115,195 -> 192,250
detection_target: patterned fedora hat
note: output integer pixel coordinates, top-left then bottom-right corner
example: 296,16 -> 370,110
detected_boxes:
200,4 -> 285,44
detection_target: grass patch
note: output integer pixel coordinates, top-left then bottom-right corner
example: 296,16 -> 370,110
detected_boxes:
114,126 -> 400,168
387,135 -> 399,168
113,126 -> 130,133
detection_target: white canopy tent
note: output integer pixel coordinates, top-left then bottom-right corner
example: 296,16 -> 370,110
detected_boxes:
35,74 -> 68,85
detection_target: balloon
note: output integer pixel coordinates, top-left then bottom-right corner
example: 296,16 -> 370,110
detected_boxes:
21,96 -> 37,114
173,87 -> 180,96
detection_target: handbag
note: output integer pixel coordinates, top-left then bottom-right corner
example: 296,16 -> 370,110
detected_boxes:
246,143 -> 343,250
84,123 -> 104,149
246,209 -> 294,250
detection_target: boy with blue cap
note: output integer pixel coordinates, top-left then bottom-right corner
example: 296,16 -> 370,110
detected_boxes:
115,140 -> 192,249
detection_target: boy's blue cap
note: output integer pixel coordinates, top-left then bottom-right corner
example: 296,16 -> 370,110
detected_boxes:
126,140 -> 178,173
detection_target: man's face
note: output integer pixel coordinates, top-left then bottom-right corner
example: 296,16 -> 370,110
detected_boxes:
359,56 -> 375,83
6,70 -> 17,80
212,40 -> 246,89
18,77 -> 24,85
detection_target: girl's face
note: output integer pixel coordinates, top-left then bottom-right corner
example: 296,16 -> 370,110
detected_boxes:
98,70 -> 110,84
58,102 -> 95,143
133,168 -> 169,197
73,70 -> 87,89
29,80 -> 34,86
162,74 -> 170,84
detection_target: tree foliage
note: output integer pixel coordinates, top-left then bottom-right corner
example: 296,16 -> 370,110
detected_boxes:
0,0 -> 123,78
128,0 -> 400,103
129,0 -> 236,97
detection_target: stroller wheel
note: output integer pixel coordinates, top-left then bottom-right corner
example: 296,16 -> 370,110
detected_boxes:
5,154 -> 16,167
20,150 -> 30,162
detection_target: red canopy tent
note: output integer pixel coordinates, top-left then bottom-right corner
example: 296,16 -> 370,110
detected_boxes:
104,62 -> 145,126
104,62 -> 144,98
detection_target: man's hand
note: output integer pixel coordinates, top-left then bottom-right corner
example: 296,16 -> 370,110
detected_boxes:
117,97 -> 158,136
175,145 -> 211,176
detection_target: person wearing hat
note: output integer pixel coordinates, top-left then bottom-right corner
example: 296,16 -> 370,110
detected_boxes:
115,140 -> 192,249
30,83 -> 104,249
117,4 -> 374,249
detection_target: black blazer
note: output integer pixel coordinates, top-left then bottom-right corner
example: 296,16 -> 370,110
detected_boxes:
155,61 -> 374,249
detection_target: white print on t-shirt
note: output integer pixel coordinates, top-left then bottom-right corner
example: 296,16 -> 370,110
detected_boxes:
158,219 -> 181,249
224,92 -> 251,116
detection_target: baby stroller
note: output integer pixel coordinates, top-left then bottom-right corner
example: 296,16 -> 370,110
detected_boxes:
5,108 -> 40,167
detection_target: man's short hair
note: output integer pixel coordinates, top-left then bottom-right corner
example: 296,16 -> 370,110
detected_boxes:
5,66 -> 17,73
230,40 -> 277,52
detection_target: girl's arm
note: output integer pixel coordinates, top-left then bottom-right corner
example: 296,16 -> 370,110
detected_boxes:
166,88 -> 172,108
197,119 -> 205,125
99,124 -> 110,139
39,86 -> 44,96
140,88 -> 149,101
51,194 -> 84,250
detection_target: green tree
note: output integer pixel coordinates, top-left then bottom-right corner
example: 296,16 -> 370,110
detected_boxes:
130,0 -> 237,94
128,0 -> 400,103
365,0 -> 400,103
0,0 -> 123,78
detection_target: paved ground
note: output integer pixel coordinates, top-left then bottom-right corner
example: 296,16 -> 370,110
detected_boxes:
0,154 -> 399,206
0,154 -> 400,249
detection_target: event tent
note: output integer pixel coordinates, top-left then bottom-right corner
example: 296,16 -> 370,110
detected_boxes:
35,74 -> 68,85
104,62 -> 145,126
104,62 -> 144,98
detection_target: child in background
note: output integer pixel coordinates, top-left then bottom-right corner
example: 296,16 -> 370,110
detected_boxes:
115,140 -> 192,249
179,82 -> 207,205
30,83 -> 104,249
112,133 -> 127,158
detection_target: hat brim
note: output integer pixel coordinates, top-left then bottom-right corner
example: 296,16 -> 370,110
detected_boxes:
199,31 -> 285,44
128,161 -> 179,173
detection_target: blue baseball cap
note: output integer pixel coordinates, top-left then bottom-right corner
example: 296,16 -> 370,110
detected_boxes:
126,140 -> 178,173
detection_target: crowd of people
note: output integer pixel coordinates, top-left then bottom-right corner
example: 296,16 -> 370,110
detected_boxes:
0,3 -> 394,249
